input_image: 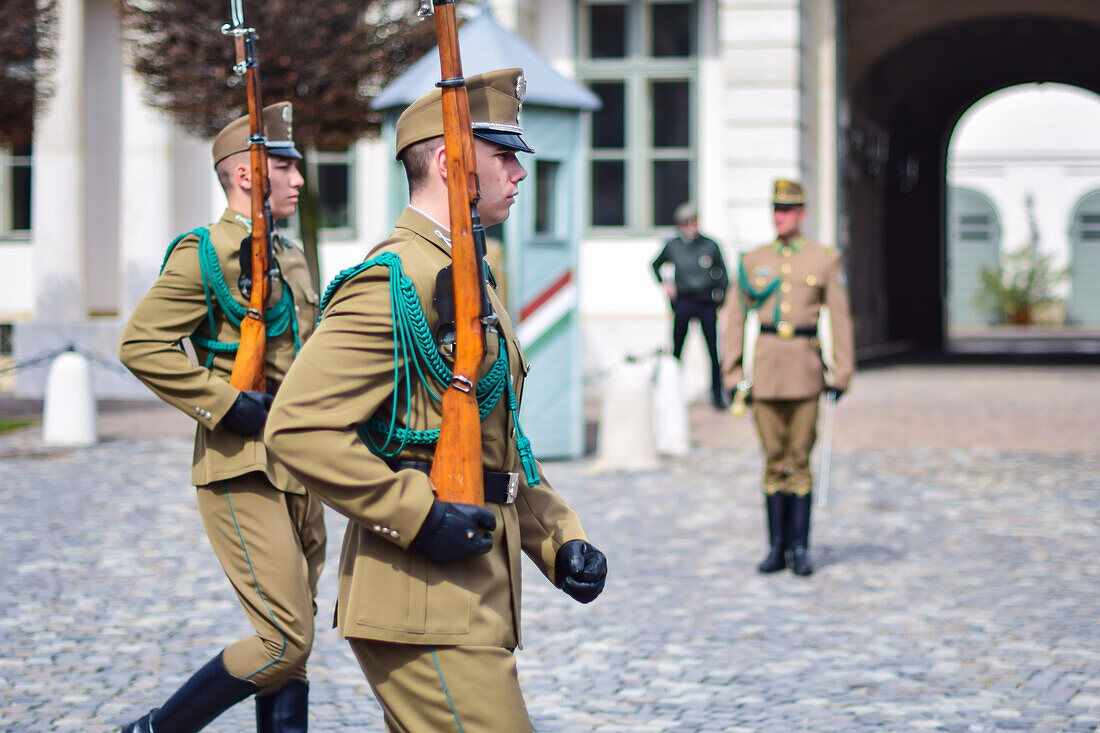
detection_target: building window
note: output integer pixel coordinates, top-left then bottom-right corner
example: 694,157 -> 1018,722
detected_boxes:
534,159 -> 562,237
0,143 -> 32,238
577,0 -> 696,232
1077,213 -> 1100,241
309,148 -> 355,238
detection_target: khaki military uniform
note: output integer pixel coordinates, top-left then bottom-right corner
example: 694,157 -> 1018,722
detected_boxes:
119,209 -> 326,688
722,236 -> 854,495
265,208 -> 588,730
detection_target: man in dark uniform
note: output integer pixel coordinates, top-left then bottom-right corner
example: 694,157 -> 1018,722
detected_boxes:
118,102 -> 326,732
722,180 -> 854,576
652,201 -> 730,408
265,68 -> 607,731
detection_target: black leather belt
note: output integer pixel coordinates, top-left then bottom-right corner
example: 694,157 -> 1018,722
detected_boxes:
760,322 -> 816,339
386,459 -> 519,504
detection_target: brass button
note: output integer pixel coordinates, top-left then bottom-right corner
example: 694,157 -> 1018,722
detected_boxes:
782,247 -> 792,257
780,302 -> 791,313
807,275 -> 818,286
781,282 -> 792,293
756,277 -> 767,286
781,263 -> 792,274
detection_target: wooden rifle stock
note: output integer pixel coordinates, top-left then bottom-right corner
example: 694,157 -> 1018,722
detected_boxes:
425,0 -> 485,506
225,5 -> 271,392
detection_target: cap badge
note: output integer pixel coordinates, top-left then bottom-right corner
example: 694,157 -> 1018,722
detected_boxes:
515,73 -> 527,107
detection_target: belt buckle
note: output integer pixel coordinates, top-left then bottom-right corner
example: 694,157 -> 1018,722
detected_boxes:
505,472 -> 519,504
776,321 -> 794,339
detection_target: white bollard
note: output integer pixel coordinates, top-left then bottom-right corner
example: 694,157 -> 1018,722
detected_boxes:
590,359 -> 659,473
652,354 -> 690,456
43,350 -> 98,446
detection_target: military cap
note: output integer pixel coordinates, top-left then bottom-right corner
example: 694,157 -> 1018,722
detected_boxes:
395,67 -> 535,159
212,101 -> 302,167
673,201 -> 698,225
772,179 -> 805,206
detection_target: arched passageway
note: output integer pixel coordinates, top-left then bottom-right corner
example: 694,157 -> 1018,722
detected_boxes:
842,6 -> 1100,352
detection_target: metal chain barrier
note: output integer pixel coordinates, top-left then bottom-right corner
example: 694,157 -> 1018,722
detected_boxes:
0,345 -> 131,377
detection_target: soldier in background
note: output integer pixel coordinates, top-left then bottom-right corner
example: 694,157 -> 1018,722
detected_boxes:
651,202 -> 730,409
118,103 -> 325,732
722,180 -> 854,576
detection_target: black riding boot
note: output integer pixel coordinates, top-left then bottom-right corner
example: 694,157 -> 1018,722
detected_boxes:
256,680 -> 309,732
121,652 -> 258,733
788,493 -> 814,576
757,492 -> 787,573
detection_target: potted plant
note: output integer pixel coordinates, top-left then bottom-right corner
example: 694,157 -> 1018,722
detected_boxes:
975,195 -> 1068,325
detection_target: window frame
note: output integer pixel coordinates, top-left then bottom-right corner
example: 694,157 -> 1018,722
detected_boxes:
308,146 -> 357,241
0,143 -> 33,240
576,0 -> 698,235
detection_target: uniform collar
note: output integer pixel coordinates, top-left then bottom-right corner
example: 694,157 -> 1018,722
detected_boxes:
222,207 -> 292,251
772,235 -> 806,253
222,208 -> 252,234
396,206 -> 454,257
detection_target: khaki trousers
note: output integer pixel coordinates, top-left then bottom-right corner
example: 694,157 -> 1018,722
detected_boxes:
349,639 -> 534,733
752,397 -> 819,496
196,473 -> 326,690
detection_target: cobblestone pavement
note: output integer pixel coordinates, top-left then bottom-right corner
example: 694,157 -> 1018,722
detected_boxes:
2,364 -> 1099,731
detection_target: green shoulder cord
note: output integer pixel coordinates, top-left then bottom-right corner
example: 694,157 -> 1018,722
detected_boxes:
161,228 -> 301,368
319,252 -> 540,486
737,252 -> 783,323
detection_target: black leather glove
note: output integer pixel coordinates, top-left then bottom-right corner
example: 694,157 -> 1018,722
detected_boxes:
220,390 -> 274,434
413,500 -> 496,563
555,540 -> 607,604
825,387 -> 845,401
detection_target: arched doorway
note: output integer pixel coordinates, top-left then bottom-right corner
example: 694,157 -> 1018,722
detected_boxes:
945,83 -> 1100,339
1068,190 -> 1100,325
944,187 -> 1000,330
842,4 -> 1100,352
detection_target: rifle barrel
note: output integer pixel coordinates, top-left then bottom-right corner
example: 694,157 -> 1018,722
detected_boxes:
426,0 -> 486,506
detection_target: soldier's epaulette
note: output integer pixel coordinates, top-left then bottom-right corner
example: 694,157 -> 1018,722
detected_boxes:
317,253 -> 401,321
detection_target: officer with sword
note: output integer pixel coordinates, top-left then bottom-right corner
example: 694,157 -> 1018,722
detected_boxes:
721,180 -> 855,576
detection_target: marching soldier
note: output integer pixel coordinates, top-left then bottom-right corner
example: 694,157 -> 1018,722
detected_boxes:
265,68 -> 607,731
118,103 -> 326,732
722,180 -> 854,576
651,202 -> 730,409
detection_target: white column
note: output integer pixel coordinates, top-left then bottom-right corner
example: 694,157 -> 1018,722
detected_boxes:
84,0 -> 122,315
718,0 -> 802,250
118,63 -> 175,318
32,0 -> 86,319
803,0 -> 838,245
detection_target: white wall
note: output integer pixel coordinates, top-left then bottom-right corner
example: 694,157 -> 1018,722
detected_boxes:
0,244 -> 34,315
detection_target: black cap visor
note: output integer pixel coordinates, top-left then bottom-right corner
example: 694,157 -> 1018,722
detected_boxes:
266,142 -> 303,160
472,129 -> 535,154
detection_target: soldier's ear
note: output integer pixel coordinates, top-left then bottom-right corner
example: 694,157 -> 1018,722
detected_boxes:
432,143 -> 448,182
237,163 -> 254,192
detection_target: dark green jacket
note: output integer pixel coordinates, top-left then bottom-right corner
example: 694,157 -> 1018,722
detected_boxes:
651,233 -> 729,305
